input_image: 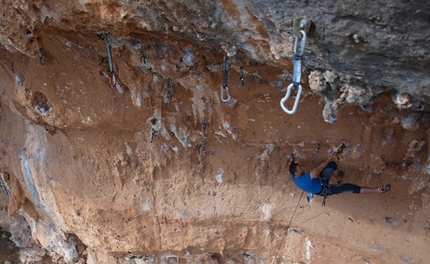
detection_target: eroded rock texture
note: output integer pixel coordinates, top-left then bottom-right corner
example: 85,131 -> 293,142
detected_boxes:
0,0 -> 429,263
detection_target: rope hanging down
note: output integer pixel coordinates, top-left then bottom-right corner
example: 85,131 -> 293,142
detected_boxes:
271,190 -> 304,264
271,144 -> 320,264
280,19 -> 308,114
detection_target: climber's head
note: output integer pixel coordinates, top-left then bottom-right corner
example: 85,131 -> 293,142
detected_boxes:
289,163 -> 305,176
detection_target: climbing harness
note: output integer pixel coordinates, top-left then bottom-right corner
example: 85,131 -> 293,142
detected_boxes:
280,19 -> 308,114
238,66 -> 244,88
38,51 -> 45,65
320,179 -> 331,207
221,54 -> 231,102
319,149 -> 336,207
104,31 -> 117,88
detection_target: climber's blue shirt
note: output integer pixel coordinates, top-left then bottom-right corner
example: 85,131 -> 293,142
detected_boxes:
290,172 -> 322,193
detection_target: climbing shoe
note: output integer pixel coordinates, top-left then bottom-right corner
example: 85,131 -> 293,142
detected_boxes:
378,184 -> 391,194
307,193 -> 314,204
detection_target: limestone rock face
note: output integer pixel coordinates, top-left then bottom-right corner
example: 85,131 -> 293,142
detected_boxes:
0,0 -> 429,263
1,0 -> 429,113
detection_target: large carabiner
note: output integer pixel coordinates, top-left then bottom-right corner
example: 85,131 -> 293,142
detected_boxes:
221,86 -> 231,102
293,30 -> 307,57
280,83 -> 302,114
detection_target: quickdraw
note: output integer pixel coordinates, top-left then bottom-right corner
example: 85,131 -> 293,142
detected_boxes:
202,120 -> 207,138
280,19 -> 308,114
167,80 -> 173,101
38,51 -> 45,65
104,31 -> 117,88
221,54 -> 231,102
238,66 -> 244,88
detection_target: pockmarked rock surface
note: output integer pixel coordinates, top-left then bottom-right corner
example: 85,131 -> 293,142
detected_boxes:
0,0 -> 429,263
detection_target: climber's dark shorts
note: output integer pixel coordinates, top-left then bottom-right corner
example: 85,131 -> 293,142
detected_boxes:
328,183 -> 361,194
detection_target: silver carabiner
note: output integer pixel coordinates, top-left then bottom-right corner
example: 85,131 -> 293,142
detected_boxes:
280,83 -> 302,114
221,86 -> 231,102
293,30 -> 307,57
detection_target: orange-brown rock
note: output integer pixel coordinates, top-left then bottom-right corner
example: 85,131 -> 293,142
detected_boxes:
0,1 -> 429,263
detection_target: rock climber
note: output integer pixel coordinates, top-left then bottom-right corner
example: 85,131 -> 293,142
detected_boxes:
288,150 -> 391,200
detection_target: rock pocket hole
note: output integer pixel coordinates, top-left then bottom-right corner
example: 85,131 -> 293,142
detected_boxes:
32,91 -> 51,116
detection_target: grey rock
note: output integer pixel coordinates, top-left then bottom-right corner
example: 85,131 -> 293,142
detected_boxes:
400,112 -> 421,131
309,70 -> 327,93
385,217 -> 399,225
0,0 -> 429,122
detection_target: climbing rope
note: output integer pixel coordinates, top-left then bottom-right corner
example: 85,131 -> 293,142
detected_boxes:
271,143 -> 320,264
280,19 -> 308,114
221,54 -> 231,102
271,190 -> 304,264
